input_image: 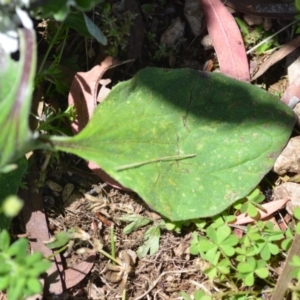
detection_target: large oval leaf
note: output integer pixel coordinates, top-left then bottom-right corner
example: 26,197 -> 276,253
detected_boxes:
51,68 -> 295,221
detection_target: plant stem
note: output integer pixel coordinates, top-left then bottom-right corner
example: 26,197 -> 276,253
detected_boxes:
247,19 -> 298,54
38,23 -> 64,74
110,225 -> 116,264
99,249 -> 119,265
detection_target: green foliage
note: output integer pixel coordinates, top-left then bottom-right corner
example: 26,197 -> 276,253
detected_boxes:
136,223 -> 162,258
119,214 -> 151,235
0,157 -> 27,231
236,257 -> 269,286
0,0 -> 298,298
0,230 -> 51,300
233,188 -> 266,219
235,17 -> 278,55
32,0 -> 104,21
120,214 -> 164,258
64,11 -> 107,45
181,290 -> 212,300
51,67 -> 295,221
98,2 -> 136,56
189,216 -> 294,297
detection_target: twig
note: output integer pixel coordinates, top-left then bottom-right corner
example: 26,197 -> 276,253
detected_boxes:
247,20 -> 298,55
134,269 -> 197,300
115,154 -> 197,171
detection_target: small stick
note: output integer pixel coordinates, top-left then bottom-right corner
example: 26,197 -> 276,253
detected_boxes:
134,269 -> 198,300
115,154 -> 197,171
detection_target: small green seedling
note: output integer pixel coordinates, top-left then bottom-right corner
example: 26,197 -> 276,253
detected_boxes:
236,257 -> 269,287
288,207 -> 300,282
234,188 -> 266,219
119,214 -> 151,235
190,224 -> 239,258
0,230 -> 51,300
120,214 -> 164,258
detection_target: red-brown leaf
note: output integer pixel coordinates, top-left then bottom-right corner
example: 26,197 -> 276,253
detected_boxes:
201,0 -> 249,81
251,35 -> 300,81
64,253 -> 96,289
233,198 -> 289,225
68,56 -> 119,134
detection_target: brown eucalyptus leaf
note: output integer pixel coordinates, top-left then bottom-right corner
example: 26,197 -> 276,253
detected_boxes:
201,0 -> 249,81
251,35 -> 300,81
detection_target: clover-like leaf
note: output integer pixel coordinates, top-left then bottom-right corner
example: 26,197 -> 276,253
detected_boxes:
136,224 -> 161,258
51,67 -> 295,221
120,214 -> 151,235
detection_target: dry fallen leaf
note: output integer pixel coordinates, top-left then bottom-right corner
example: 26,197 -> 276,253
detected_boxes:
68,56 -> 119,134
68,56 -> 128,189
251,35 -> 300,81
201,0 -> 249,81
64,253 -> 96,289
233,198 -> 289,225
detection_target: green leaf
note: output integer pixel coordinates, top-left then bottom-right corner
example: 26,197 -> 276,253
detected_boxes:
294,207 -> 300,220
255,260 -> 269,279
221,245 -> 236,257
260,243 -> 271,261
194,290 -> 212,300
26,277 -> 42,295
0,230 -> 10,251
64,12 -> 107,45
25,252 -> 43,267
217,258 -> 231,274
268,243 -> 279,255
247,203 -> 259,218
51,68 -> 295,221
136,225 -> 161,258
281,237 -> 292,251
289,255 -> 300,267
215,224 -> 231,244
180,291 -> 192,300
235,17 -> 249,35
0,276 -> 9,291
222,234 -> 239,247
0,29 -> 41,170
120,214 -> 151,234
44,231 -> 71,249
199,238 -> 216,253
7,238 -> 28,260
7,276 -> 26,300
244,273 -> 254,287
0,157 -> 27,230
237,258 -> 255,273
33,0 -> 103,21
204,248 -> 220,265
204,266 -> 217,280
